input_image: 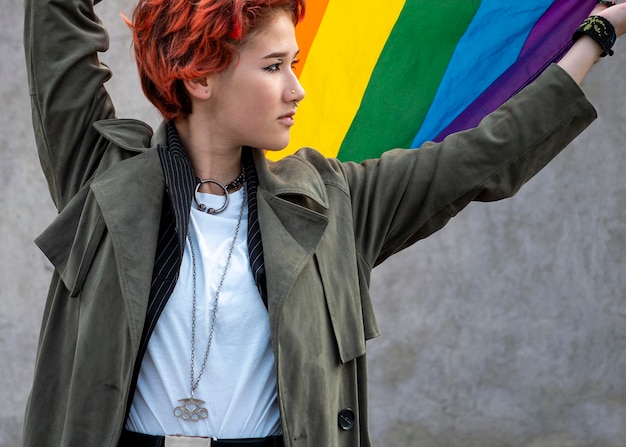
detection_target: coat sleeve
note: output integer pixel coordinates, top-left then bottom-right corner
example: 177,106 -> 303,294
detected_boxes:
24,0 -> 115,210
342,64 -> 598,268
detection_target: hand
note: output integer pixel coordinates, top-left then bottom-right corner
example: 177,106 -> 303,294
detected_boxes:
594,1 -> 626,37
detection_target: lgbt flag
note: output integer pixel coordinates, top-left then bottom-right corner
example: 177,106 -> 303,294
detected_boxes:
269,0 -> 597,163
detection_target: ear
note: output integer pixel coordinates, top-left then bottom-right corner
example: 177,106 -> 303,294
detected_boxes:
183,75 -> 214,100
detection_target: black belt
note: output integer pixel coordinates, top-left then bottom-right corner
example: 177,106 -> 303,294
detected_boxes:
119,430 -> 284,447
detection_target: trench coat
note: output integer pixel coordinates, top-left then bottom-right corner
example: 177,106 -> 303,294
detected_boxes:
23,0 -> 598,445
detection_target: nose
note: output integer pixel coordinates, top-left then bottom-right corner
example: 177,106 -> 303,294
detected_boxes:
287,78 -> 305,104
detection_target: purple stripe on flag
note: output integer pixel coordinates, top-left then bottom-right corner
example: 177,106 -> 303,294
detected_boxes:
521,0 -> 594,56
431,0 -> 596,143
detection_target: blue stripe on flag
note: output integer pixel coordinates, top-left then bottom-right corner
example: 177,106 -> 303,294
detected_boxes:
411,1 -> 554,147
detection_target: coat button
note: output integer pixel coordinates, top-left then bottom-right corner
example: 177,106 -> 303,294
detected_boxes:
338,408 -> 356,430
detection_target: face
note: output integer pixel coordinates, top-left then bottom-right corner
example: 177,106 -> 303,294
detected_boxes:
204,11 -> 305,151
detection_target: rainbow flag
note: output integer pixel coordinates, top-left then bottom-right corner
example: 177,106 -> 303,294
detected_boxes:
269,0 -> 597,163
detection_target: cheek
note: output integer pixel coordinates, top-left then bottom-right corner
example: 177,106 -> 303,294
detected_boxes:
240,92 -> 281,132
249,86 -> 279,110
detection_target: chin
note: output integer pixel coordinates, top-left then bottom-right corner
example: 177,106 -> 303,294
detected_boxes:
264,145 -> 288,152
261,138 -> 290,152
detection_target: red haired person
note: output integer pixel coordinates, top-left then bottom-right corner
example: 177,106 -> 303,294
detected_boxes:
22,0 -> 626,445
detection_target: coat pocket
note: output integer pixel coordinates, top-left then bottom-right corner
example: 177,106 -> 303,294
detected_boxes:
36,188 -> 106,297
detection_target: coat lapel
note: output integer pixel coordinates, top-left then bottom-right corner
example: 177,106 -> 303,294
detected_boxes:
90,121 -> 166,349
252,149 -> 330,318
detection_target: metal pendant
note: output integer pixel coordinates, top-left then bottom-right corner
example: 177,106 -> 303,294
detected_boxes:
194,180 -> 229,214
173,398 -> 209,422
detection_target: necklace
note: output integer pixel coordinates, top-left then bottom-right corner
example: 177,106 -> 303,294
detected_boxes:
194,168 -> 246,214
173,185 -> 246,422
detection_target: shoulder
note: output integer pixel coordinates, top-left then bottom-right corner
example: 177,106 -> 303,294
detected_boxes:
254,147 -> 351,207
273,147 -> 346,181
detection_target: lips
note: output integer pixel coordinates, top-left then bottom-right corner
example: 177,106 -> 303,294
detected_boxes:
278,111 -> 296,126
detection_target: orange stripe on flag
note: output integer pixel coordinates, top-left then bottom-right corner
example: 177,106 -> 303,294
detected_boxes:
293,0 -> 329,78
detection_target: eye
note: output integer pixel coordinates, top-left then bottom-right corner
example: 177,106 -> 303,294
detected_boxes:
291,58 -> 300,71
264,60 -> 283,73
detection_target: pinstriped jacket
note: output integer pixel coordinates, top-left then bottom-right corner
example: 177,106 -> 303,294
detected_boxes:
23,0 -> 597,445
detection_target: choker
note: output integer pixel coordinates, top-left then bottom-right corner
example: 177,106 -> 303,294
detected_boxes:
194,167 -> 246,214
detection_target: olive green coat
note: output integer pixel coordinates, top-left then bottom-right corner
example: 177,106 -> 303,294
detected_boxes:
23,0 -> 597,445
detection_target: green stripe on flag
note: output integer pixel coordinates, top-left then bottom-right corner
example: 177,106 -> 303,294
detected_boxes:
337,0 -> 481,162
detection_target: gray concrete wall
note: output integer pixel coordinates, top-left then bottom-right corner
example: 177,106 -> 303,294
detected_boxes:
2,0 -> 625,445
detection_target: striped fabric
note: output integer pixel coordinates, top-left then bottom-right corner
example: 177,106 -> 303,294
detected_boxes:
243,149 -> 268,307
268,0 -> 597,163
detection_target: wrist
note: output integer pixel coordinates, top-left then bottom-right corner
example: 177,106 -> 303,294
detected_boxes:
573,15 -> 617,57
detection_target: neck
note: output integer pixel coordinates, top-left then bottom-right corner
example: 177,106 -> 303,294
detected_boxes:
173,116 -> 243,194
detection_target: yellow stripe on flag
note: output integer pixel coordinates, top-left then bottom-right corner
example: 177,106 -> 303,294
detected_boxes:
267,1 -> 406,161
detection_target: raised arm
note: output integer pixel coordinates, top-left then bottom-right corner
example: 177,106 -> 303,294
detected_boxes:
346,5 -> 626,267
344,64 -> 597,267
24,0 -> 115,210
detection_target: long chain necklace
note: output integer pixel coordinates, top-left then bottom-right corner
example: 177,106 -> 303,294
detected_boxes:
173,182 -> 246,422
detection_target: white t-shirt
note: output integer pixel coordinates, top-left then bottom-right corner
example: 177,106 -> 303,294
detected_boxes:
127,189 -> 281,437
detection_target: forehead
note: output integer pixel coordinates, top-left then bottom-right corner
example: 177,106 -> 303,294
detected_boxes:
240,11 -> 298,56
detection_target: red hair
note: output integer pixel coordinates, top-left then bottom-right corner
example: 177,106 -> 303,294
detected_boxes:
127,0 -> 305,120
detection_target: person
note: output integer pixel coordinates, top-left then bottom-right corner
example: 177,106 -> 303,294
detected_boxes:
21,0 -> 626,444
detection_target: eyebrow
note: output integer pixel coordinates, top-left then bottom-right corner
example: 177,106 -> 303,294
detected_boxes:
262,49 -> 301,59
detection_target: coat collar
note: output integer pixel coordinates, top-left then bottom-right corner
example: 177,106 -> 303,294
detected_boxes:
92,118 -> 331,326
251,147 -> 329,210
94,118 -> 330,210
93,118 -> 155,153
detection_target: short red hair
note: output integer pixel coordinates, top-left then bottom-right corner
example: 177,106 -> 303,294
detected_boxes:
127,0 -> 305,120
